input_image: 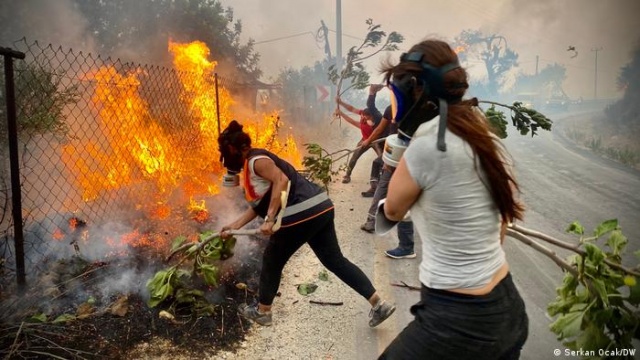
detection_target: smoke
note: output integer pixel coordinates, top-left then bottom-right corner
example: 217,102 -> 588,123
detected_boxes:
1,0 -> 96,52
226,0 -> 639,99
493,0 -> 640,98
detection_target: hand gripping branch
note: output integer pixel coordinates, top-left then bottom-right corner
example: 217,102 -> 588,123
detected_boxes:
166,181 -> 292,262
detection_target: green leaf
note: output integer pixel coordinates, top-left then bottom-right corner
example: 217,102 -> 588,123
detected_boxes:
29,313 -> 47,323
566,221 -> 585,236
593,219 -> 618,238
574,322 -> 611,351
175,288 -> 205,304
171,236 -> 187,251
146,270 -> 169,289
52,313 -> 77,324
204,249 -> 221,261
550,310 -> 584,339
590,279 -> 609,306
628,281 -> 640,305
200,264 -> 219,287
584,243 -> 605,266
318,269 -> 329,281
221,236 -> 236,260
297,283 -> 318,296
485,105 -> 508,138
605,230 -> 627,256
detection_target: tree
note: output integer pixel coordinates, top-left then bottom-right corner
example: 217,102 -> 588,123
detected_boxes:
605,38 -> 640,129
454,30 -> 519,98
512,63 -> 568,97
0,63 -> 79,144
274,60 -> 334,121
0,0 -> 261,82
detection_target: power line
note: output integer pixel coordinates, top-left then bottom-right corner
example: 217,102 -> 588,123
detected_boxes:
253,31 -> 317,45
326,29 -> 364,41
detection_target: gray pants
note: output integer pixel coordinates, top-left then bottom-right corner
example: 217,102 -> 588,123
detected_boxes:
346,141 -> 383,185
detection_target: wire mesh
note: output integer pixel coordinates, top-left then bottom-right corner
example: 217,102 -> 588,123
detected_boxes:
0,38 -> 243,280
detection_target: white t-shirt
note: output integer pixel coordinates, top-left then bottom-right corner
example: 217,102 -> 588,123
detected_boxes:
404,116 -> 505,290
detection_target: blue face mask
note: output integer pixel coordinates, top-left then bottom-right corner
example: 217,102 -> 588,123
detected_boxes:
389,78 -> 414,129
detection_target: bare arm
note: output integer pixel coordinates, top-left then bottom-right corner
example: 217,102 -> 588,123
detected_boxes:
361,117 -> 389,147
221,206 -> 258,237
384,157 -> 421,221
336,97 -> 360,114
253,157 -> 290,235
335,108 -> 361,129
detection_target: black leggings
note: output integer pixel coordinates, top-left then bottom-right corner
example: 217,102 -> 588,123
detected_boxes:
258,209 -> 376,305
379,273 -> 528,360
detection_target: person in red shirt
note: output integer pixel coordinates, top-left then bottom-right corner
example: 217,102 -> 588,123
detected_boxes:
335,97 -> 383,196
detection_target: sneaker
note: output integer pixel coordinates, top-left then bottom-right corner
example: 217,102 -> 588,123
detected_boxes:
369,301 -> 396,327
361,188 -> 376,197
342,175 -> 351,184
238,303 -> 273,326
360,219 -> 375,233
384,248 -> 416,259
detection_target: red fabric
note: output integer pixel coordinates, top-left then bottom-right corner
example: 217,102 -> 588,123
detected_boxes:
359,113 -> 374,139
243,159 -> 260,202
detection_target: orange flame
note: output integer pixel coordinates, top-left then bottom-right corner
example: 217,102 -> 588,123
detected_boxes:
61,40 -> 302,223
53,228 -> 64,241
149,203 -> 171,220
454,45 -> 467,54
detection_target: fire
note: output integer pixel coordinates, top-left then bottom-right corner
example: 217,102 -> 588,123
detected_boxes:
454,45 -> 467,54
53,228 -> 64,241
149,203 -> 172,220
105,229 -> 155,249
188,197 -> 210,223
60,40 -> 303,225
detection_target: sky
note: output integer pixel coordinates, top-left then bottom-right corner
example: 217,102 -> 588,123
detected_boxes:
224,0 -> 640,100
3,0 -> 638,100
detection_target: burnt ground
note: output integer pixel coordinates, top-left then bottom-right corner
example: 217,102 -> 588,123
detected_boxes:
0,241 -> 267,360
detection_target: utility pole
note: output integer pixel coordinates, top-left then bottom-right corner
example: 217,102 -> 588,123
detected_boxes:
320,20 -> 332,60
535,55 -> 539,76
336,0 -> 342,74
591,47 -> 603,99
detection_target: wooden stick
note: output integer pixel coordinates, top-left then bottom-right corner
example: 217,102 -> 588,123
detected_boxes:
309,300 -> 344,306
509,224 -> 640,277
391,282 -> 420,291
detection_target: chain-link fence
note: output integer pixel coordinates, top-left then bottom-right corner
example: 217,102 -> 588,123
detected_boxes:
1,38 -> 255,287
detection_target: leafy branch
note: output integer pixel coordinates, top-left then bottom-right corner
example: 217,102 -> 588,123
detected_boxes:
301,140 -> 386,190
0,62 -> 79,142
328,19 -> 404,98
146,231 -> 236,317
480,101 -> 553,138
507,220 -> 640,354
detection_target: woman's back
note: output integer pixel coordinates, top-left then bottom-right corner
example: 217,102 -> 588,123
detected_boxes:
405,118 -> 505,290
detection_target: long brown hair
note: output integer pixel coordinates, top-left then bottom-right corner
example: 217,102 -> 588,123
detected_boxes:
383,39 -> 524,223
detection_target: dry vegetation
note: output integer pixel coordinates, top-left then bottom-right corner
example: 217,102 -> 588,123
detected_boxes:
563,111 -> 640,170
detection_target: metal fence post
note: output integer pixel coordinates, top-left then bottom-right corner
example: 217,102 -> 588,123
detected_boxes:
1,46 -> 27,290
215,73 -> 221,138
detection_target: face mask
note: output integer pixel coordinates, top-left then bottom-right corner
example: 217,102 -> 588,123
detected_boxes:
388,52 -> 461,151
220,148 -> 243,174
